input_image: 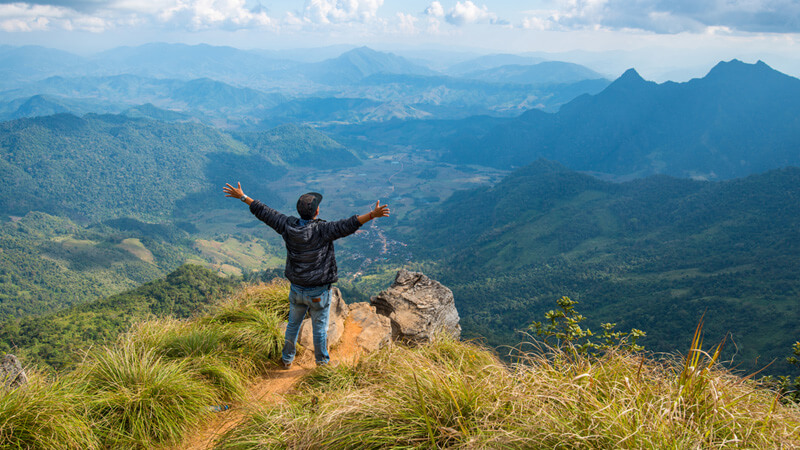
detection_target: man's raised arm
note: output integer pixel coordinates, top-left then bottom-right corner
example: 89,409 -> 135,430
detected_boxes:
223,181 -> 288,234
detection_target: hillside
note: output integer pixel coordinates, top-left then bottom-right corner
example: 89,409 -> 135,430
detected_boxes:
446,60 -> 800,179
303,47 -> 436,85
0,74 -> 286,126
92,43 -> 298,86
0,212 -> 195,319
401,160 -> 800,375
461,60 -> 605,84
0,113 -> 361,222
445,53 -> 545,74
2,276 -> 799,449
0,264 -> 240,370
232,124 -> 360,168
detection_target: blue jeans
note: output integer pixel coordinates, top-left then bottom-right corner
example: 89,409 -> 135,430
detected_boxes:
282,284 -> 332,365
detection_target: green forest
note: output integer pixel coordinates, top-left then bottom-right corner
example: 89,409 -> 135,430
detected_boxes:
391,161 -> 800,376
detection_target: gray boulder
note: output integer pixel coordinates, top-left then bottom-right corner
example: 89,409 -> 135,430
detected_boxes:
1,354 -> 28,389
371,269 -> 461,344
347,302 -> 392,352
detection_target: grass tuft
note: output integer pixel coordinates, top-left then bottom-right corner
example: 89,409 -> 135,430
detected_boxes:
79,341 -> 216,448
0,373 -> 99,449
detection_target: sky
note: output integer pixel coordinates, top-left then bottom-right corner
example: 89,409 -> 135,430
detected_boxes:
1,0 -> 800,80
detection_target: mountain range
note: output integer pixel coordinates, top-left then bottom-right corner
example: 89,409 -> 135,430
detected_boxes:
443,60 -> 800,180
2,42 -> 800,382
0,44 -> 609,126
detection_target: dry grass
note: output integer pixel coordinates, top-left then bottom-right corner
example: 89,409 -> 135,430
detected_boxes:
221,335 -> 800,449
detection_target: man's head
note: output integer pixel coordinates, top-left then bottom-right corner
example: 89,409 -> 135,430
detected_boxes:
296,192 -> 323,220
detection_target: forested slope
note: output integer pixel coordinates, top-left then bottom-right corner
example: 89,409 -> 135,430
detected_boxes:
404,160 -> 800,374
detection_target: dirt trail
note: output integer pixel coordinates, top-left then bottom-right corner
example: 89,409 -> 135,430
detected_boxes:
173,318 -> 365,449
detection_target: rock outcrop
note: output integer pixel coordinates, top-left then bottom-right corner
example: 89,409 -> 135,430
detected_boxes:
371,269 -> 461,344
346,302 -> 392,352
281,270 -> 460,360
1,354 -> 28,389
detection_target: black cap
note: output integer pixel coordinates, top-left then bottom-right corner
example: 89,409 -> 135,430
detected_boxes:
296,192 -> 322,219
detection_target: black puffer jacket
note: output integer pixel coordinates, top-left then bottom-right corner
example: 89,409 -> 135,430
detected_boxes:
249,200 -> 362,287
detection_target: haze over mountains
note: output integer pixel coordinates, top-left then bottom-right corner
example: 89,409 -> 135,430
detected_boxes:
0,44 -> 610,125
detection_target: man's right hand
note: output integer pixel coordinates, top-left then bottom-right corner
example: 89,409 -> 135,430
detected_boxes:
223,182 -> 253,205
223,182 -> 245,199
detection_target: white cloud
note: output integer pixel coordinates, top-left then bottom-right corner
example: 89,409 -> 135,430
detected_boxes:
0,2 -> 87,31
140,0 -> 273,30
521,15 -> 551,31
424,1 -> 443,18
302,0 -> 384,24
0,0 -> 275,32
519,0 -> 800,34
65,13 -> 106,31
445,1 -> 495,26
396,11 -> 416,34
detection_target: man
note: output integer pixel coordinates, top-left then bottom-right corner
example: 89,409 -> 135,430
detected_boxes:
222,182 -> 390,367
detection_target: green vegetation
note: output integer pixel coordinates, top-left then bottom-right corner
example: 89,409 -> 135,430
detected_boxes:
530,295 -> 645,354
1,278 -> 290,449
0,264 -> 242,370
0,373 -> 98,449
397,161 -> 800,375
3,276 -> 800,448
80,342 -> 216,448
232,124 -> 360,169
0,212 -> 194,319
221,335 -> 800,448
0,113 -> 253,221
0,113 -> 362,225
773,342 -> 800,404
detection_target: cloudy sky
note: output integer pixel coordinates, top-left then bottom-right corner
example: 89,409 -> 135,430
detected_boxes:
1,0 -> 799,79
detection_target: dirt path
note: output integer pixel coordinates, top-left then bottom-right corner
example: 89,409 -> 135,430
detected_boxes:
173,318 -> 365,449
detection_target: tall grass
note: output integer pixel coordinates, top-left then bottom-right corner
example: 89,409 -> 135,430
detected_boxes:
221,335 -> 800,449
79,341 -> 217,448
0,280 -> 291,449
129,319 -> 249,400
0,373 -> 99,449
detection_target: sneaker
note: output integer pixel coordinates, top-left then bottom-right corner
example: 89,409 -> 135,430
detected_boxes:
282,360 -> 292,370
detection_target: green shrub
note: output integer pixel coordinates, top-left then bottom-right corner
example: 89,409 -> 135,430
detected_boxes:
0,373 -> 98,449
80,342 -> 216,448
202,303 -> 284,372
129,320 -> 248,400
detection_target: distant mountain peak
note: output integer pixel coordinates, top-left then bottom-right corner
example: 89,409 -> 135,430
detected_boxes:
601,68 -> 654,94
705,59 -> 779,80
618,68 -> 645,82
339,46 -> 381,59
309,46 -> 434,84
